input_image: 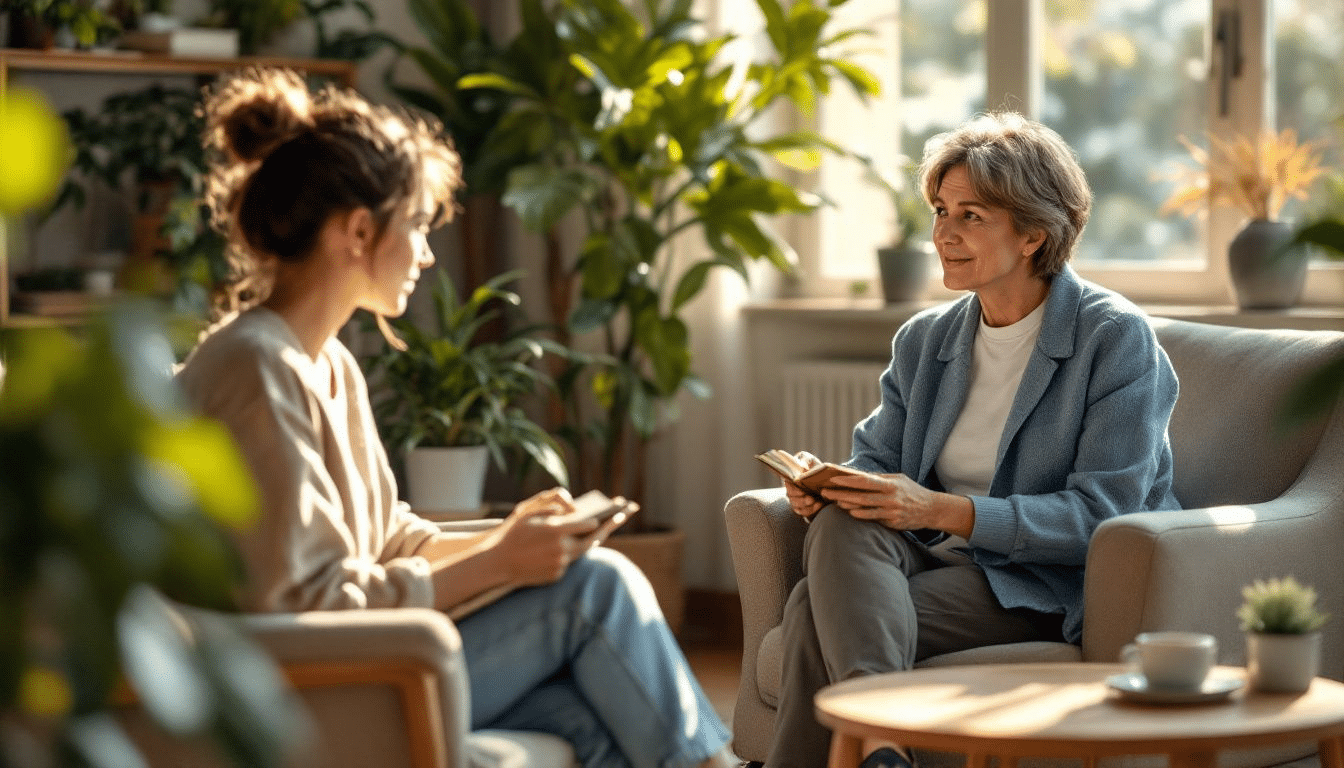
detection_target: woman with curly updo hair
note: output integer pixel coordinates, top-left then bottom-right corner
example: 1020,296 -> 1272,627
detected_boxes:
177,68 -> 733,768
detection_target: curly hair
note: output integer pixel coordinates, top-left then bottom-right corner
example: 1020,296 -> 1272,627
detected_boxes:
919,112 -> 1092,278
200,67 -> 462,316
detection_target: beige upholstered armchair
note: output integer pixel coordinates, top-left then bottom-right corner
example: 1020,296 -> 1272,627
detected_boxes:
115,522 -> 578,768
726,318 -> 1344,766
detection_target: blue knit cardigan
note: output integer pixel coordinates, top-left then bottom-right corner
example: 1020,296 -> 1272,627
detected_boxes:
847,265 -> 1181,643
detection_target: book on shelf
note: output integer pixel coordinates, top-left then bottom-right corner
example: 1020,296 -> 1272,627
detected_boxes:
446,490 -> 637,621
119,28 -> 240,58
754,448 -> 876,496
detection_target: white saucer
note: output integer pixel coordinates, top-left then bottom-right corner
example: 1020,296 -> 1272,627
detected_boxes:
1105,673 -> 1244,705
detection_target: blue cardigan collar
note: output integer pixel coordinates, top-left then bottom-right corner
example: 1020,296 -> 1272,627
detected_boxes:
936,264 -> 1084,362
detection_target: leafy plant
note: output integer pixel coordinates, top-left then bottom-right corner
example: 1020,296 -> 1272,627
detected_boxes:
0,304 -> 302,767
1237,576 -> 1329,634
861,154 -> 930,249
49,0 -> 121,46
50,83 -> 226,308
1161,129 -> 1329,221
300,0 -> 400,62
362,269 -> 569,488
1279,199 -> 1344,426
204,0 -> 302,55
401,0 -> 879,504
53,84 -> 203,215
4,0 -> 120,47
389,0 -> 529,198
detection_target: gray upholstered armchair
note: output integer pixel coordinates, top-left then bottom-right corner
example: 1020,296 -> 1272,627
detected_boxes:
726,317 -> 1344,766
115,521 -> 578,768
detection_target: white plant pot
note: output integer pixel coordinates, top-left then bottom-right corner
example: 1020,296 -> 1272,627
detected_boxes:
1245,631 -> 1321,693
403,445 -> 490,517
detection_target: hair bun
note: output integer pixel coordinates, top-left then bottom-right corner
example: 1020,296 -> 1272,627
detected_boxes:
208,68 -> 314,163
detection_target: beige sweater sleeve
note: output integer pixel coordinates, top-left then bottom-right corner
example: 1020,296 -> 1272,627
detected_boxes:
177,313 -> 436,612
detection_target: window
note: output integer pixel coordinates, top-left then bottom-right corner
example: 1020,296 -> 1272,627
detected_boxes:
808,0 -> 1343,306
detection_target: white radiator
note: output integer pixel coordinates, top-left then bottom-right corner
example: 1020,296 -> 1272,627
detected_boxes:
779,359 -> 887,463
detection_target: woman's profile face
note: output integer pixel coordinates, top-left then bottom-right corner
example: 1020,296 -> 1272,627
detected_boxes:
931,165 -> 1042,297
362,187 -> 436,317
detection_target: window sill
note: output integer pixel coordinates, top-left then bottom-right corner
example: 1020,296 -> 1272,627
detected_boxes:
743,297 -> 1344,332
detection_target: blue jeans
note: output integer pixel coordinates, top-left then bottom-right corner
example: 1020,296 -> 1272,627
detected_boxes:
456,547 -> 730,768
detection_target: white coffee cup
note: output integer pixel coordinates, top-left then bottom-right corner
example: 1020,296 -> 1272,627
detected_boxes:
1120,631 -> 1217,691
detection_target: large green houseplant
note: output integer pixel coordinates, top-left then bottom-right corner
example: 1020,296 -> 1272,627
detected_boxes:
362,269 -> 568,514
400,0 -> 880,510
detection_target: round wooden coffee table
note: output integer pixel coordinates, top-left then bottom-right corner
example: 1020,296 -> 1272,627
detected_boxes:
815,663 -> 1344,768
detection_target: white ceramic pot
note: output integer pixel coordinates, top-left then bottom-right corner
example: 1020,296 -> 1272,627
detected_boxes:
1245,631 -> 1321,693
403,445 -> 490,517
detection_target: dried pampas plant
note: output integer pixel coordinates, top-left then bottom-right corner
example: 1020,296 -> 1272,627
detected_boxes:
1160,129 -> 1328,221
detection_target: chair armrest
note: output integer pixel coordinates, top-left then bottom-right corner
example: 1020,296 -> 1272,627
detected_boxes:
1084,404 -> 1344,681
724,488 -> 806,664
1083,486 -> 1344,675
236,608 -> 471,768
437,519 -> 501,533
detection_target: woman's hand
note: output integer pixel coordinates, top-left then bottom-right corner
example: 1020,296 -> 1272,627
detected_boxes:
783,451 -> 825,519
487,488 -> 599,587
822,473 -> 975,539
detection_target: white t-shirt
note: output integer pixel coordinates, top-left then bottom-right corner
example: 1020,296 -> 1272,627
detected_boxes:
934,300 -> 1046,497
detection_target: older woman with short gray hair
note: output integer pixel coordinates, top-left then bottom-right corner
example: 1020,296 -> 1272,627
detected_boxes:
765,112 -> 1181,768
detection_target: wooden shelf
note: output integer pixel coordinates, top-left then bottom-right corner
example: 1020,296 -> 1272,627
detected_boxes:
0,47 -> 357,87
0,48 -> 358,328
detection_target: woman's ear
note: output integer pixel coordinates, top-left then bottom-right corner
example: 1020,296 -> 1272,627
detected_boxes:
341,207 -> 375,259
1023,228 -> 1047,259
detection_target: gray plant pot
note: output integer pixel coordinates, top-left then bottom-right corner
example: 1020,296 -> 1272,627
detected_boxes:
1227,219 -> 1308,309
877,242 -> 933,304
1245,631 -> 1321,693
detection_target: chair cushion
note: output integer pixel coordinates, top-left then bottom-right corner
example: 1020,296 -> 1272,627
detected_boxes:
755,626 -> 1081,706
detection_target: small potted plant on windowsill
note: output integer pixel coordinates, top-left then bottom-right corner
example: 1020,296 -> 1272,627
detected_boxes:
863,155 -> 933,304
1160,129 -> 1328,309
362,269 -> 569,518
1236,575 -> 1329,693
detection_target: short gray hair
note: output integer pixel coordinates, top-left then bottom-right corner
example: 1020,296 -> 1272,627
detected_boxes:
918,112 -> 1091,278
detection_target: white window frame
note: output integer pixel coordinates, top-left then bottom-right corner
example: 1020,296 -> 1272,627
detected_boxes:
797,0 -> 1344,307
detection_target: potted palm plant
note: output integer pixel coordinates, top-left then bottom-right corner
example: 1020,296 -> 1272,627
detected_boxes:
397,0 -> 877,629
362,269 -> 568,517
408,0 -> 876,504
1237,576 -> 1329,692
1161,129 -> 1328,309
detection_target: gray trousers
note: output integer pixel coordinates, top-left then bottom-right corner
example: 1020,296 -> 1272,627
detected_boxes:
766,506 -> 1066,768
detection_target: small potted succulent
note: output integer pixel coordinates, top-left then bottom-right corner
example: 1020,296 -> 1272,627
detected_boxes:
1237,575 -> 1329,692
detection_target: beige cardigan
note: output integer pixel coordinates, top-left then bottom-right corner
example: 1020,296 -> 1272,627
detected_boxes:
177,308 -> 440,612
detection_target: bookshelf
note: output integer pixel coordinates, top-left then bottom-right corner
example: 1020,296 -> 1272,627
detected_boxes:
0,47 -> 358,328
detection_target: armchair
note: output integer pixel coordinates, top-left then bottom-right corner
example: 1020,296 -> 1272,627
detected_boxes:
726,318 -> 1344,766
115,521 -> 578,768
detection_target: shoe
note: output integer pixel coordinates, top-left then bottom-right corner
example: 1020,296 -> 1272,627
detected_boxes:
860,747 -> 915,768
